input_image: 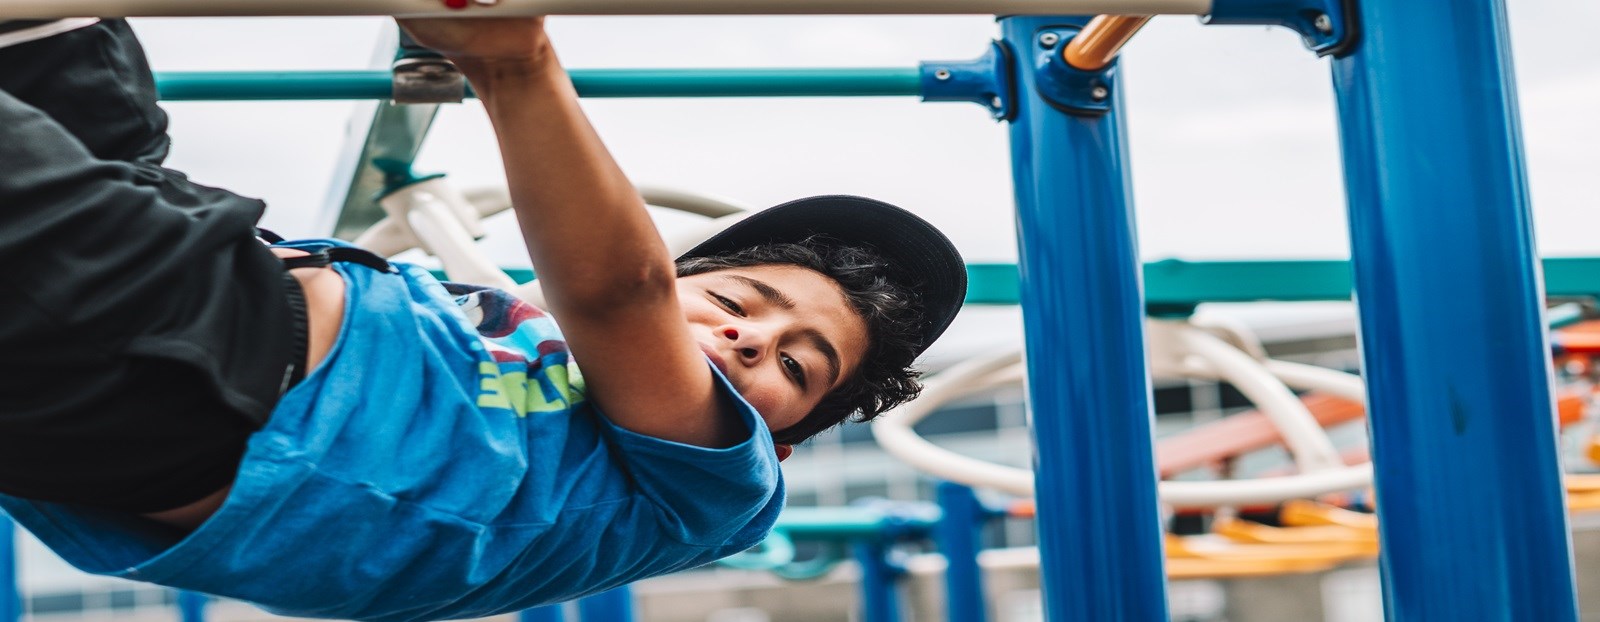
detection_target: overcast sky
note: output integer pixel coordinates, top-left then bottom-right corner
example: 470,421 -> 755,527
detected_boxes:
15,3 -> 1600,591
130,2 -> 1599,268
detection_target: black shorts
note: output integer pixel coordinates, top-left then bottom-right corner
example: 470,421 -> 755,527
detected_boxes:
0,20 -> 297,513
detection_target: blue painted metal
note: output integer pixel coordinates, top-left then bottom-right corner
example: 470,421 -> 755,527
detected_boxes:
1203,0 -> 1357,56
920,41 -> 1015,120
935,483 -> 986,622
176,591 -> 209,622
852,542 -> 903,622
575,586 -> 634,622
999,16 -> 1169,622
520,605 -> 566,622
1028,25 -> 1115,115
1329,0 -> 1578,619
0,516 -> 16,622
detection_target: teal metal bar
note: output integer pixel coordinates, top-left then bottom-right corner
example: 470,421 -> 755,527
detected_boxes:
772,506 -> 939,541
155,69 -> 921,101
0,516 -> 15,622
463,258 -> 1600,308
576,68 -> 919,97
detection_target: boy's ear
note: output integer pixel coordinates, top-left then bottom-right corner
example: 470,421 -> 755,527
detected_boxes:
775,444 -> 793,462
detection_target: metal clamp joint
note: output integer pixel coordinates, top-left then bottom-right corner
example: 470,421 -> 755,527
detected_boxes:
1203,0 -> 1361,58
1031,26 -> 1116,117
920,40 -> 1016,121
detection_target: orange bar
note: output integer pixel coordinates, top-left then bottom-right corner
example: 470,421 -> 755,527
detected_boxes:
1155,393 -> 1365,478
1063,14 -> 1153,71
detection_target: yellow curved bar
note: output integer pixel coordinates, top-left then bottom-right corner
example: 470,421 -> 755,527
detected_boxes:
1280,499 -> 1379,531
1213,519 -> 1379,555
1163,534 -> 1370,579
1569,491 -> 1600,513
1148,467 -> 1600,581
1167,557 -> 1344,580
1063,14 -> 1153,71
1568,472 -> 1600,494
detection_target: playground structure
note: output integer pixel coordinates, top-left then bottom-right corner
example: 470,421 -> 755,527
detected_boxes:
1,1 -> 1594,621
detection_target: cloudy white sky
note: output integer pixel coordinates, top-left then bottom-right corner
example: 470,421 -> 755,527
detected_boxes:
130,1 -> 1599,269
13,1 -> 1600,592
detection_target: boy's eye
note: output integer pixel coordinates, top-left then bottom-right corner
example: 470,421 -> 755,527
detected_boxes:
711,292 -> 745,316
781,354 -> 807,389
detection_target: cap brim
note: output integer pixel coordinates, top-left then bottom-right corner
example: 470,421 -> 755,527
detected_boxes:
678,195 -> 966,352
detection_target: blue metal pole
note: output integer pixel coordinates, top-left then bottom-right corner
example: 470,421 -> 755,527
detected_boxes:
998,16 -> 1169,622
0,516 -> 17,622
935,482 -> 986,622
1329,1 -> 1578,620
520,605 -> 566,622
852,542 -> 902,622
176,591 -> 208,622
575,586 -> 634,622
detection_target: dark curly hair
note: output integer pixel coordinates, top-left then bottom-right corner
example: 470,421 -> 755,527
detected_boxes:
675,237 -> 925,445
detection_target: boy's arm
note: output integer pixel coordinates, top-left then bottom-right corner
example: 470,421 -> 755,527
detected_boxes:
398,18 -> 744,449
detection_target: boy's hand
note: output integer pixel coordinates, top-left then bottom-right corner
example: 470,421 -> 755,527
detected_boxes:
397,15 -> 550,66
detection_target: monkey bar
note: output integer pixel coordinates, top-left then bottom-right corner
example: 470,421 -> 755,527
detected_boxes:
4,0 -> 1209,18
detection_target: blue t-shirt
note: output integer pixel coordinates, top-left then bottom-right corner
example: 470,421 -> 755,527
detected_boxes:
0,242 -> 785,622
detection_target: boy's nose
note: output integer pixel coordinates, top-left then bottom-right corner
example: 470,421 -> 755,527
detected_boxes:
719,325 -> 768,366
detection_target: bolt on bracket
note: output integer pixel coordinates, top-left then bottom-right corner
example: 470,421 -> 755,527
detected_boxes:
919,40 -> 1016,121
1203,0 -> 1361,58
1030,25 -> 1117,117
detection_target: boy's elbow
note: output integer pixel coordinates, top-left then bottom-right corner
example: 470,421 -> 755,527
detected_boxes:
561,260 -> 678,314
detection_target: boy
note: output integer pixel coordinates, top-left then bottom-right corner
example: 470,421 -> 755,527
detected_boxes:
0,14 -> 965,622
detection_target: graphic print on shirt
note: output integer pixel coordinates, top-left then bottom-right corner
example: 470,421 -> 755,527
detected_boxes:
450,284 -> 587,417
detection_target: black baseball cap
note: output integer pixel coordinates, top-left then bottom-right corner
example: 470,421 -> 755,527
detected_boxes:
678,195 -> 967,354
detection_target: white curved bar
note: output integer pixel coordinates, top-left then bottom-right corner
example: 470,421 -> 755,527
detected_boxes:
1158,464 -> 1372,507
637,185 -> 751,219
356,184 -> 751,306
1264,359 -> 1367,403
365,182 -> 748,260
351,216 -> 416,258
1189,313 -> 1269,361
873,351 -> 1036,495
875,325 -> 1375,506
459,185 -> 749,222
394,186 -> 519,291
1173,324 -> 1345,474
5,0 -> 1211,19
463,186 -> 513,220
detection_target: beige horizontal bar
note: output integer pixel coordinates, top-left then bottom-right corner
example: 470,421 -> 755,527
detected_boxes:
3,0 -> 1210,18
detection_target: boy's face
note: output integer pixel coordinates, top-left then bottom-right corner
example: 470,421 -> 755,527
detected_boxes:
676,264 -> 869,433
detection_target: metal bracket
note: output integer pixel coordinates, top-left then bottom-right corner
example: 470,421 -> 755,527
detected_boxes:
1203,0 -> 1361,58
919,40 -> 1016,121
1030,25 -> 1117,117
391,30 -> 466,104
392,57 -> 466,103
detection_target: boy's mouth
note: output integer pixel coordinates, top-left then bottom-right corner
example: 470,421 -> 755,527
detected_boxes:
698,342 -> 731,376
